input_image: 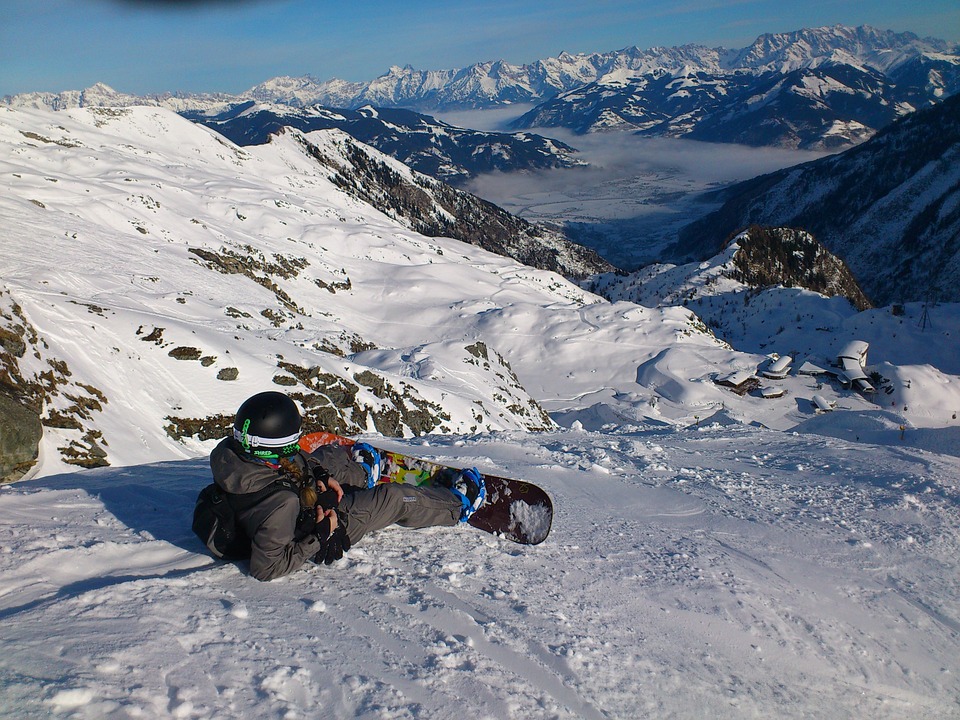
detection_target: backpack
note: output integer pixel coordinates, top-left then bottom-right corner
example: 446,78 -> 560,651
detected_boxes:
192,479 -> 297,560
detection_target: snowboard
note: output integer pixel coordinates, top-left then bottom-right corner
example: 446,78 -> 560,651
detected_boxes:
299,432 -> 553,545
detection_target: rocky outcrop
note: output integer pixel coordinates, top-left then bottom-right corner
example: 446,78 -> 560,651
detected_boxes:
728,226 -> 871,311
0,298 -> 42,482
0,391 -> 42,483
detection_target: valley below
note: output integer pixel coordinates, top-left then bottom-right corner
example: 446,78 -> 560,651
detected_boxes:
441,107 -> 833,268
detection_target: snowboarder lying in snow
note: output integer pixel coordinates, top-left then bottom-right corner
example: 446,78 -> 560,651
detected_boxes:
203,391 -> 485,581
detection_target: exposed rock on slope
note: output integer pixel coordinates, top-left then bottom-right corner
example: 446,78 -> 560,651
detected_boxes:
588,226 -> 873,355
728,226 -> 871,311
594,226 -> 869,310
292,128 -> 614,279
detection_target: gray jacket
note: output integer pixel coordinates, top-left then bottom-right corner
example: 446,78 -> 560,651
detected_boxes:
210,437 -> 364,581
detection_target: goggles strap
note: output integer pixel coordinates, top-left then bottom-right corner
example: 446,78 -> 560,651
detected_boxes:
233,425 -> 301,450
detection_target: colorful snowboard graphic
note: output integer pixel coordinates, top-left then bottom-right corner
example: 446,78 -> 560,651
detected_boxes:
300,432 -> 553,545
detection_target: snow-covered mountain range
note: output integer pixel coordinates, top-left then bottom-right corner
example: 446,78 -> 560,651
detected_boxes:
509,25 -> 959,148
673,93 -> 960,305
2,94 -> 959,720
511,59 -> 939,148
6,25 -> 957,152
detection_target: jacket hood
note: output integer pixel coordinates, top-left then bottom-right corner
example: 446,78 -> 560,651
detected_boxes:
210,437 -> 289,494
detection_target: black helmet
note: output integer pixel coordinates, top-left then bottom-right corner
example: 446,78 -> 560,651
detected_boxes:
233,391 -> 302,459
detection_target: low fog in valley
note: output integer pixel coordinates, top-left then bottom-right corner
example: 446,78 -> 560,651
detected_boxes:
438,106 -> 832,268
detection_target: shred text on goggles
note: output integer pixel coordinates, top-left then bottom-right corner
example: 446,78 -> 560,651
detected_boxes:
234,419 -> 301,458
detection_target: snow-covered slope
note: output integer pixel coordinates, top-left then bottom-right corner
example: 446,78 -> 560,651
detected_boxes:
592,227 -> 960,437
285,126 -> 611,279
0,105 -> 721,478
2,104 -> 959,481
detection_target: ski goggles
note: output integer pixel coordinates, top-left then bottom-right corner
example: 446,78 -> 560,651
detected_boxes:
234,420 -> 302,459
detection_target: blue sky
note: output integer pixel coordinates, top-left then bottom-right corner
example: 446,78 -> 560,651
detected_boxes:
3,0 -> 958,97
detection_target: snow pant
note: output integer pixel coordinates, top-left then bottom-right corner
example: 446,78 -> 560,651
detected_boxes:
308,443 -> 461,544
338,483 -> 461,545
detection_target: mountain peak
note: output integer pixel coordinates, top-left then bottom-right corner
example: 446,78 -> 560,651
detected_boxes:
732,24 -> 953,73
85,81 -> 118,93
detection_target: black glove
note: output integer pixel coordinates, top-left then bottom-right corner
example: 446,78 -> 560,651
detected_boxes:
294,506 -> 317,540
312,514 -> 351,565
313,514 -> 332,544
319,525 -> 351,566
311,466 -> 339,510
316,488 -> 339,510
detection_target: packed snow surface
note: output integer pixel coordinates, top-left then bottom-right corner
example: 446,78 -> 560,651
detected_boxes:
2,427 -> 959,719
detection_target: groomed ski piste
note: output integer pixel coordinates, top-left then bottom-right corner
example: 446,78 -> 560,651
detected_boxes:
1,105 -> 959,719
